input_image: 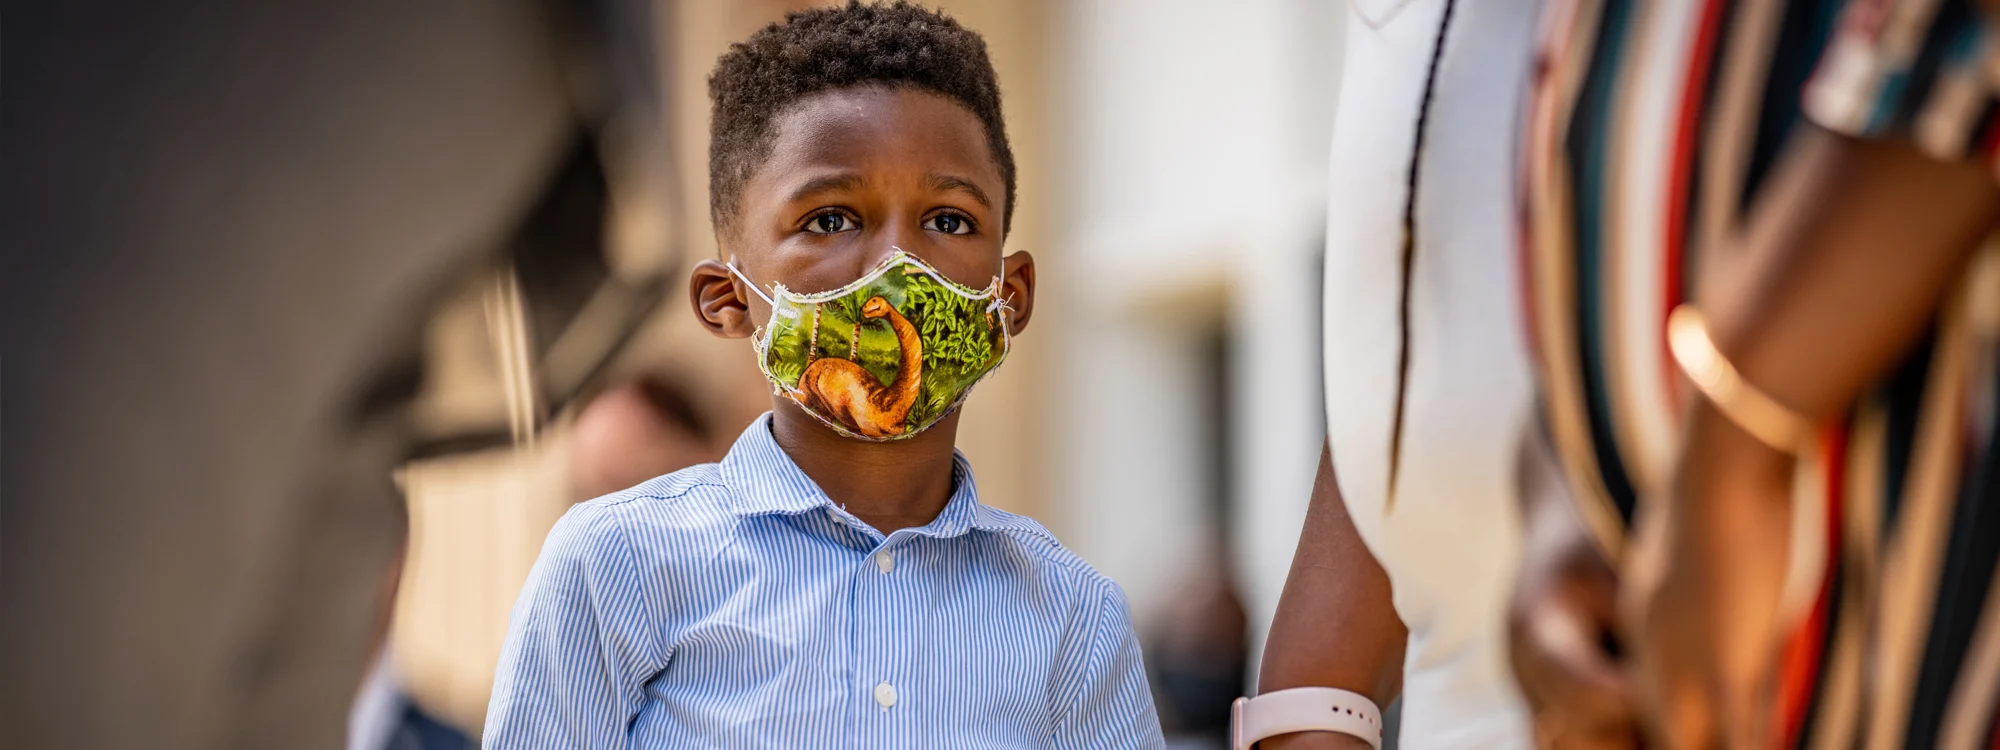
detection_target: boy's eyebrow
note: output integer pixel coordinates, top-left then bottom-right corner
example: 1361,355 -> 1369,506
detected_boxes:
927,172 -> 992,210
785,173 -> 866,204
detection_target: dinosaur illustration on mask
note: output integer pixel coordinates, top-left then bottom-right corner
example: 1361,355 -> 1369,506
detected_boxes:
729,249 -> 1009,442
788,296 -> 923,438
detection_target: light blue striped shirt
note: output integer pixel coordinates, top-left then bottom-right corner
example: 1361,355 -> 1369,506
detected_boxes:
485,414 -> 1164,748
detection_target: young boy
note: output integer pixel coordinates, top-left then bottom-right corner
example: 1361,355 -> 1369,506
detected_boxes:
484,4 -> 1164,748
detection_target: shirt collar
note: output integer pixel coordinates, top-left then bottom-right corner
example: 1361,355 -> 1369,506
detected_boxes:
717,413 -> 1006,540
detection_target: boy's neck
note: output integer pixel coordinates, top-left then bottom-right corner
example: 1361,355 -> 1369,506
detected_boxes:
768,401 -> 963,536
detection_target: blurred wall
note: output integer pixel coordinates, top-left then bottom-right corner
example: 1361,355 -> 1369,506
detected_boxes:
1049,0 -> 1344,683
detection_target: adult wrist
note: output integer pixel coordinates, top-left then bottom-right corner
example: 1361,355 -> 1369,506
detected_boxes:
1258,732 -> 1376,750
1676,402 -> 1796,510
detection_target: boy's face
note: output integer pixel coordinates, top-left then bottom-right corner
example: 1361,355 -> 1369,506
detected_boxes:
690,85 -> 1034,342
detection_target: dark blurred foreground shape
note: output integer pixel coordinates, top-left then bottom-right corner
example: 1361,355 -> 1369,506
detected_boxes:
1,1 -> 679,747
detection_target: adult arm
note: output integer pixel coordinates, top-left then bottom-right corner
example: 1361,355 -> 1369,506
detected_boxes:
1256,442 -> 1408,749
1627,126 -> 2000,748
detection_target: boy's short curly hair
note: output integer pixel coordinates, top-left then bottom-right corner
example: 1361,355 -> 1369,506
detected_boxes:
707,1 -> 1015,238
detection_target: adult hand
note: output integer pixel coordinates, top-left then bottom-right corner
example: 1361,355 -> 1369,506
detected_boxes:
1618,406 -> 1792,750
1509,523 -> 1639,749
1508,425 -> 1642,749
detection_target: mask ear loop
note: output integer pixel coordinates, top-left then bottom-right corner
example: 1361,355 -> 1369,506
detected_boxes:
724,260 -> 776,306
984,290 -> 1009,333
725,260 -> 783,359
981,274 -> 1014,336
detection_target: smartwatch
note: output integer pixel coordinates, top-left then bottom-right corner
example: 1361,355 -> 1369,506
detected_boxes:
1229,686 -> 1383,750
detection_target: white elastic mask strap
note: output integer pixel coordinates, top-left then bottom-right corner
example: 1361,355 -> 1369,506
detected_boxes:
725,261 -> 776,306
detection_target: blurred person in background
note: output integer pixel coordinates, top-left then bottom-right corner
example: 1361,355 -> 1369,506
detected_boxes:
569,375 -> 723,499
1511,0 -> 2000,747
1,1 -> 680,747
1246,0 -> 1544,747
1151,547 -> 1252,745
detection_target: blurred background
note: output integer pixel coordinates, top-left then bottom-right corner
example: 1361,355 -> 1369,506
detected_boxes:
357,0 -> 1346,746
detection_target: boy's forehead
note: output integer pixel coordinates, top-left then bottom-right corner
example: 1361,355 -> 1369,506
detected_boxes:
754,87 -> 1002,193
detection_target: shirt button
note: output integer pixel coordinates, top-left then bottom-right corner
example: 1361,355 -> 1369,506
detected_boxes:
875,550 -> 894,573
874,681 -> 897,709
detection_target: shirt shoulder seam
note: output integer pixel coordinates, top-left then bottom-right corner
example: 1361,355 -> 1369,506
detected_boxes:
594,479 -> 729,508
980,525 -> 1112,586
597,498 -> 672,673
1053,577 -> 1124,733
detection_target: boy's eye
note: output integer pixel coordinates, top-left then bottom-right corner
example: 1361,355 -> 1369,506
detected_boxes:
805,213 -> 856,234
924,214 -> 973,235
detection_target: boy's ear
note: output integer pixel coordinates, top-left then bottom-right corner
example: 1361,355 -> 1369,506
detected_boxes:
688,259 -> 758,339
1000,250 -> 1036,335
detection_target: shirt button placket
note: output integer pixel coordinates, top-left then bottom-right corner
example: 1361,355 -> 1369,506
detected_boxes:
855,538 -> 907,742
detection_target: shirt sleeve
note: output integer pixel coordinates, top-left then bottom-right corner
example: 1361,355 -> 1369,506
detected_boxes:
1050,582 -> 1166,750
484,500 -> 665,748
1803,0 -> 2000,179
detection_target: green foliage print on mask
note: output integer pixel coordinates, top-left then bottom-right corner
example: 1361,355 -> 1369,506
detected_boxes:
734,249 -> 1009,441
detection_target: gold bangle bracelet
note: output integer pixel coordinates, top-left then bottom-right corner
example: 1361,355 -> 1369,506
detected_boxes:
1666,305 -> 1816,454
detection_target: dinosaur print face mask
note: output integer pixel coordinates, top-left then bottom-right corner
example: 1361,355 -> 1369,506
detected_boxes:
728,249 -> 1011,441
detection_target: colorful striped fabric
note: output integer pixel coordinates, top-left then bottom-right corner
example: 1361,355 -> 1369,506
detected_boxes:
483,414 -> 1163,748
1806,0 -> 2000,176
1520,0 -> 2000,747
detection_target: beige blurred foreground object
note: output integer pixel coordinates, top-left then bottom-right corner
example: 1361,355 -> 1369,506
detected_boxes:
391,377 -> 722,737
393,440 -> 576,736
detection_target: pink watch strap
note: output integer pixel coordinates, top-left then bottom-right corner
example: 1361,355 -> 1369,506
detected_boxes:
1230,687 -> 1384,750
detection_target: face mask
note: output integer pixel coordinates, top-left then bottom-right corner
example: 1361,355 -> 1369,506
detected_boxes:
728,248 -> 1010,440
